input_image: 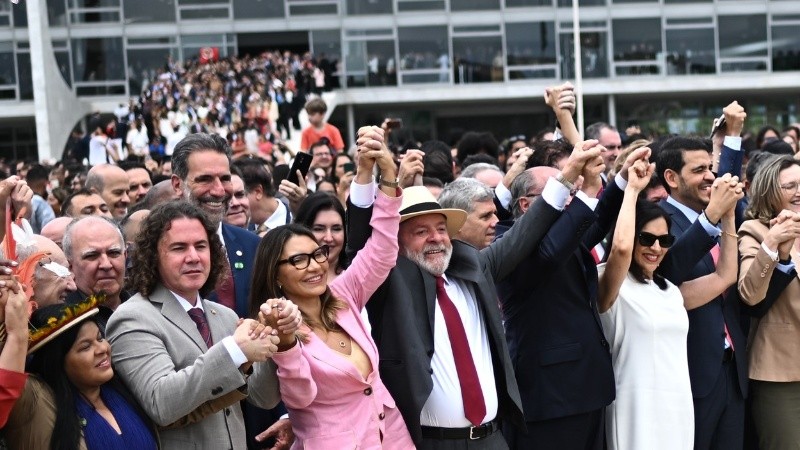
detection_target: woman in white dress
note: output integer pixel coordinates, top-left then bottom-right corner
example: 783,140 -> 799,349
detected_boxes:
598,156 -> 738,450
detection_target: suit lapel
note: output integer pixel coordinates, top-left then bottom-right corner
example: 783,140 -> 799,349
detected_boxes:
155,286 -> 208,351
202,300 -> 227,345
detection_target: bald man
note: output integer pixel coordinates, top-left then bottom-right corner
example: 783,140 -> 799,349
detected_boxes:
40,216 -> 73,249
85,164 -> 131,220
139,179 -> 180,209
17,234 -> 77,307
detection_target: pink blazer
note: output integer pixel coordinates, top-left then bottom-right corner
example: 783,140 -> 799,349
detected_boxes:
272,191 -> 414,449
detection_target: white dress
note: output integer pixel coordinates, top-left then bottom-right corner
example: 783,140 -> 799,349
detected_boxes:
599,268 -> 694,450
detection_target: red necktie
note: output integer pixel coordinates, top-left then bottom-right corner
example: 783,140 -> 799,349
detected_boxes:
215,257 -> 236,311
435,276 -> 486,427
710,244 -> 734,351
187,307 -> 213,348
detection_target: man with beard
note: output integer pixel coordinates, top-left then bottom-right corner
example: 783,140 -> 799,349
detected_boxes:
170,133 -> 291,449
349,126 -> 599,448
169,133 -> 259,318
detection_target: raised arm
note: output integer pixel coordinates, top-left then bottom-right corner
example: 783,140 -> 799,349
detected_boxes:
738,212 -> 800,306
680,206 -> 739,309
598,160 -> 653,313
545,82 -> 580,145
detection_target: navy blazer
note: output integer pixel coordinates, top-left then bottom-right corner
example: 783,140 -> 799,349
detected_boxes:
657,201 -> 748,399
497,183 -> 622,422
208,223 -> 261,318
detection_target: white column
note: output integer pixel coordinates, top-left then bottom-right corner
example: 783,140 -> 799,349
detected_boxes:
27,0 -> 90,161
608,94 -> 617,128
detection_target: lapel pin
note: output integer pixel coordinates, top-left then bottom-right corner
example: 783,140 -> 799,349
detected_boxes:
234,262 -> 244,269
210,309 -> 217,315
235,250 -> 243,256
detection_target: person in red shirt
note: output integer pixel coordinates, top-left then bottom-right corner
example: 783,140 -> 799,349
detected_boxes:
300,98 -> 344,153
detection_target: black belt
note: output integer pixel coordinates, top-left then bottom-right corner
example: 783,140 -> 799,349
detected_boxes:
421,419 -> 498,440
723,347 -> 734,363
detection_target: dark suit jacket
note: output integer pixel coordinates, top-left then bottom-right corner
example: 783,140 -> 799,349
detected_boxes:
657,200 -> 748,399
209,223 -> 260,318
350,196 -> 561,444
497,183 -> 622,422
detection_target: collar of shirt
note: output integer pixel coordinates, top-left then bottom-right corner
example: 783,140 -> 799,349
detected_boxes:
666,195 -> 700,223
170,289 -> 205,312
216,223 -> 226,248
263,198 -> 288,230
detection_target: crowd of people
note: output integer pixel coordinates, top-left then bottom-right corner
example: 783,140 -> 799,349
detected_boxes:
2,49 -> 800,450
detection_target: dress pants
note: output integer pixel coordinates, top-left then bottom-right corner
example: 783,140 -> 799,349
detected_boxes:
418,428 -> 508,450
693,359 -> 745,450
502,409 -> 604,450
751,380 -> 800,450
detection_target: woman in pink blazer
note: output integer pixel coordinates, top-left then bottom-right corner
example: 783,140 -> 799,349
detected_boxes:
249,127 -> 413,449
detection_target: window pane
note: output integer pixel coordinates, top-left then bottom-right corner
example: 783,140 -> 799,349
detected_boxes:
17,53 -> 32,99
719,15 -> 767,58
55,50 -> 72,87
506,0 -> 552,6
70,0 -> 119,6
771,25 -> 800,71
12,1 -> 26,27
613,18 -> 661,61
560,32 -> 608,78
665,28 -> 715,74
557,0 -> 605,5
399,26 -> 448,70
347,0 -> 392,14
509,68 -> 556,79
233,0 -> 284,18
289,3 -> 337,15
311,29 -> 341,88
180,7 -> 229,19
721,61 -> 767,72
344,40 -> 367,87
506,22 -> 556,65
451,0 -> 500,11
0,42 -> 14,85
70,10 -> 120,23
453,36 -> 503,83
366,40 -> 397,86
71,37 -> 125,81
397,0 -> 445,12
128,48 -> 178,94
664,0 -> 709,2
124,0 -> 176,23
48,0 -> 68,26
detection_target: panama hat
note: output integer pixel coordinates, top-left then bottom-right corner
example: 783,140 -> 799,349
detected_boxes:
399,186 -> 467,236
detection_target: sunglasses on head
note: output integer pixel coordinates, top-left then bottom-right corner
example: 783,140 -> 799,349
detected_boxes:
638,232 -> 675,248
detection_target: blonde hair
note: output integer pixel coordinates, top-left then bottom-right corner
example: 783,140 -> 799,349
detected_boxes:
745,155 -> 800,224
611,139 -> 652,178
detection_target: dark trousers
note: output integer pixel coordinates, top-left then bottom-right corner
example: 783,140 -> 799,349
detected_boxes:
419,428 -> 508,450
693,359 -> 745,450
503,409 -> 604,450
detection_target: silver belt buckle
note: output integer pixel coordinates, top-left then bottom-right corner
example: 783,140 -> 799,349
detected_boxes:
469,425 -> 480,440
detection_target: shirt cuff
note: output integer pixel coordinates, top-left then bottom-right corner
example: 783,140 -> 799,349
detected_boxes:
575,190 -> 599,210
279,413 -> 289,420
222,336 -> 248,367
698,212 -> 722,238
495,182 -> 513,210
724,136 -> 742,151
761,241 -> 779,261
777,261 -> 795,274
614,172 -> 627,190
541,177 -> 570,211
349,178 -> 377,208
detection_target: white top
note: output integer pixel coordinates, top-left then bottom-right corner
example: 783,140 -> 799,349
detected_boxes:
89,135 -> 110,166
599,269 -> 693,450
420,274 -> 498,427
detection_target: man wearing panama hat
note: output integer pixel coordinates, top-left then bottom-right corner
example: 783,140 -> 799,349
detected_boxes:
349,126 -> 603,448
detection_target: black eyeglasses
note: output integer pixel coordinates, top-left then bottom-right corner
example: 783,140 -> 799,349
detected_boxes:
278,245 -> 329,270
638,232 -> 675,248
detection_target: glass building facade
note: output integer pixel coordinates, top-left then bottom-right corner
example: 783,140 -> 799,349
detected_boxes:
4,0 -> 800,159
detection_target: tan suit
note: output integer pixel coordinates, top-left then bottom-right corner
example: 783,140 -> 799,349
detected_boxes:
107,284 -> 280,450
738,219 -> 800,381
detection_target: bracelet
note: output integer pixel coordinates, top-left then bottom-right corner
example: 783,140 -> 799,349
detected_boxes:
722,231 -> 738,239
555,172 -> 578,195
779,257 -> 792,265
379,177 -> 399,189
702,210 -> 721,227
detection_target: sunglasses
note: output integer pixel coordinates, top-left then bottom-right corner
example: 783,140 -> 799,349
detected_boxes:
638,232 -> 675,248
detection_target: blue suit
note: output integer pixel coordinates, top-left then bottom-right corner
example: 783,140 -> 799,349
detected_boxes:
209,223 -> 260,318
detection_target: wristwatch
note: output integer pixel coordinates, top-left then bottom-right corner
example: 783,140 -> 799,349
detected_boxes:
379,176 -> 399,189
555,172 -> 578,195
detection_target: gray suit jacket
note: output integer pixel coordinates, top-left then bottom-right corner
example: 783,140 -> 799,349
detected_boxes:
107,284 -> 280,450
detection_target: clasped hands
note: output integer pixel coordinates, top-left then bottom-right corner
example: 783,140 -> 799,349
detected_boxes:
234,298 -> 302,363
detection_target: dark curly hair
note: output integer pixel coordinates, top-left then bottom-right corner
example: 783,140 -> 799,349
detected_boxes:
248,223 -> 345,340
128,200 -> 227,298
